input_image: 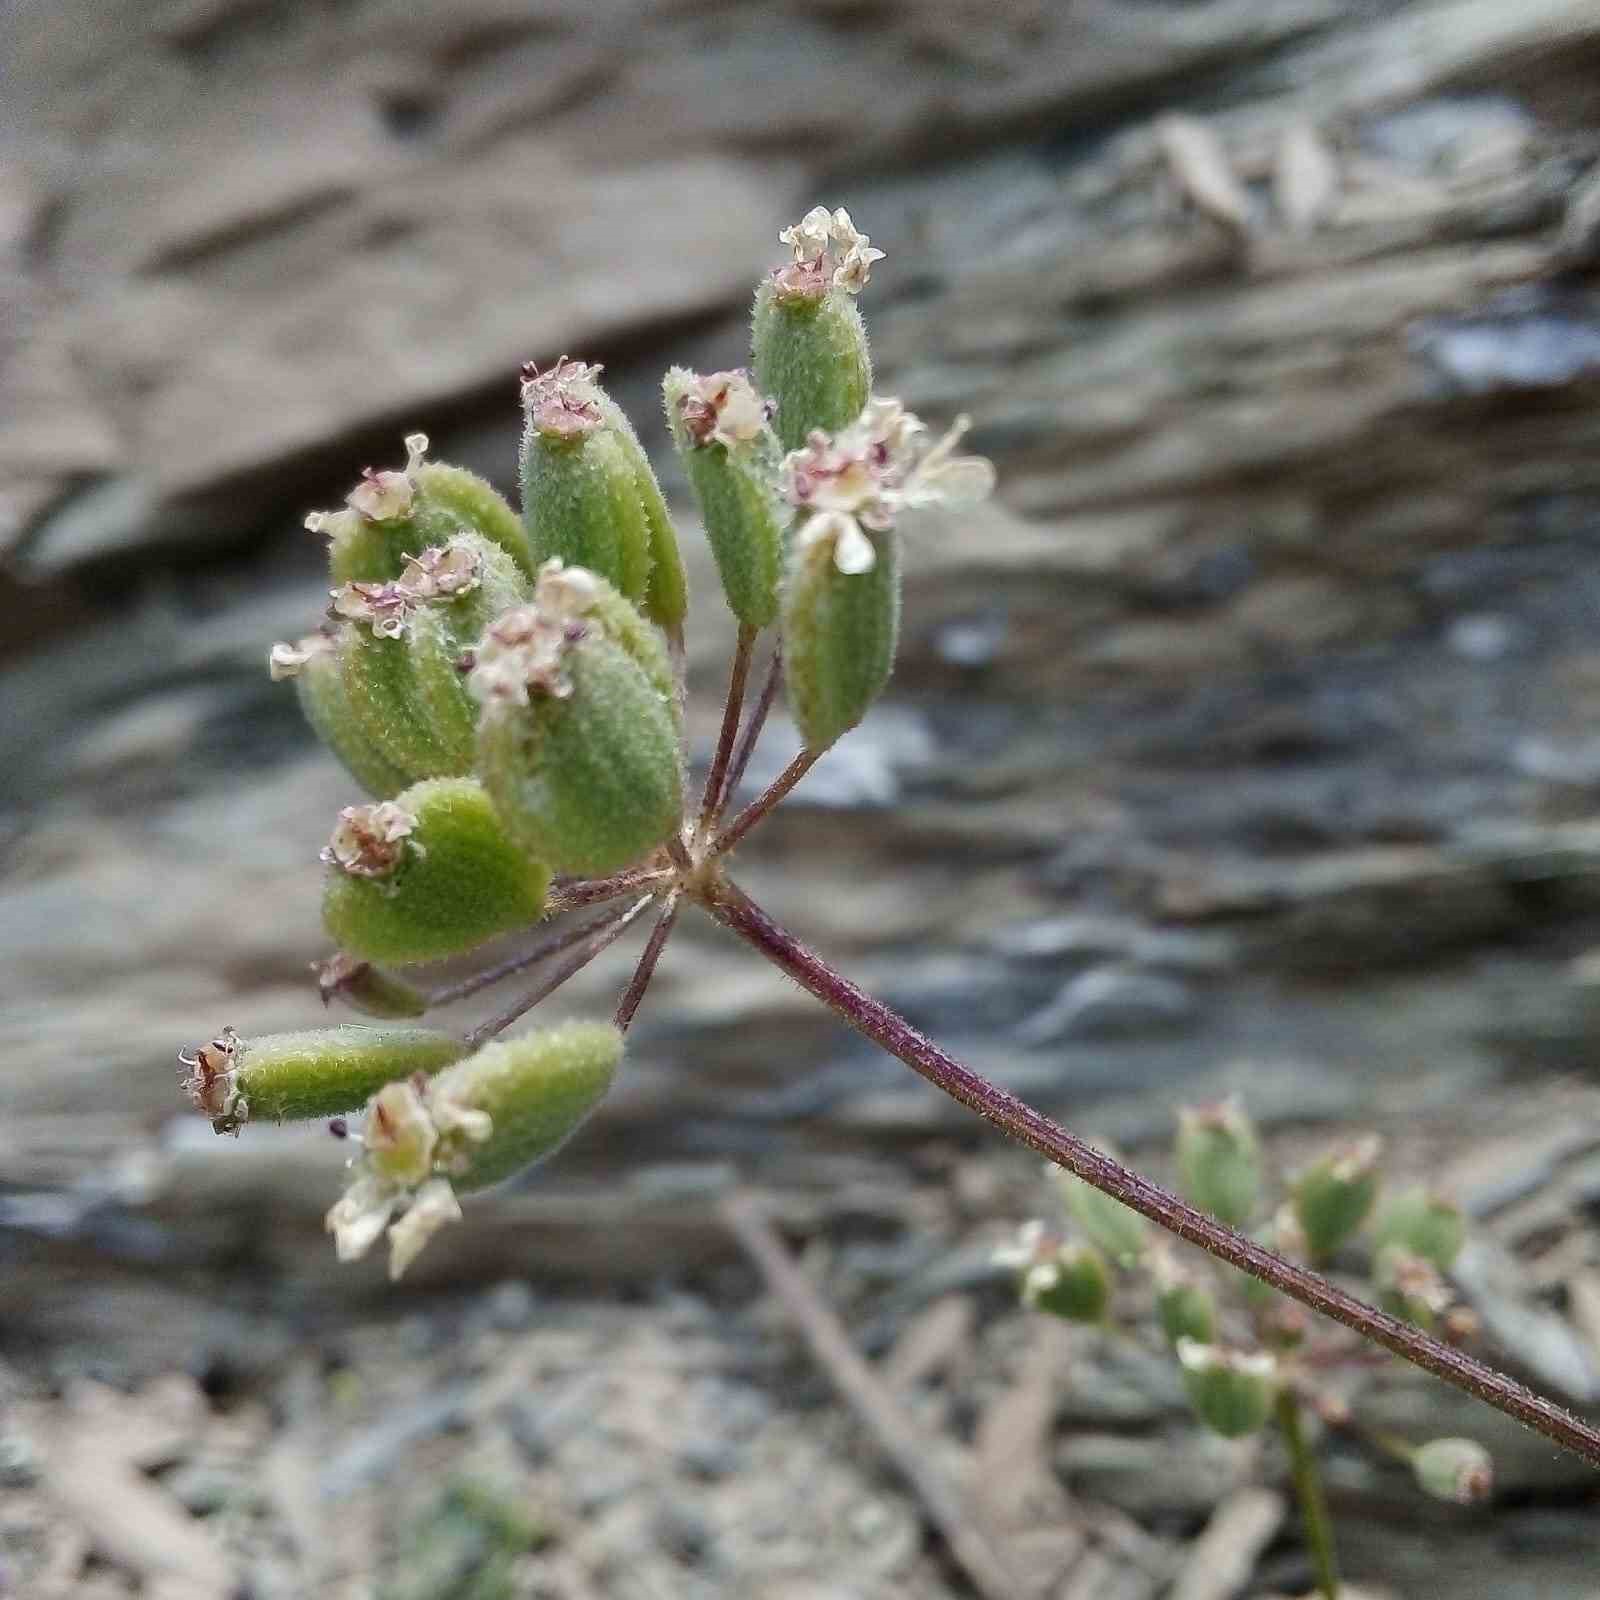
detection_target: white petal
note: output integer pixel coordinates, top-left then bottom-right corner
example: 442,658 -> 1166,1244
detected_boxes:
387,1179 -> 461,1280
833,520 -> 878,575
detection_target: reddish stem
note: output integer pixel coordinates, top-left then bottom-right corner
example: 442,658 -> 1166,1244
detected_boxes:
697,874 -> 1600,1470
699,624 -> 757,837
615,892 -> 681,1031
718,643 -> 783,826
709,748 -> 820,859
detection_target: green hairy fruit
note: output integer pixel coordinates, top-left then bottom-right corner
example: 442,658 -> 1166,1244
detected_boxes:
281,633 -> 414,798
433,1020 -> 624,1193
1373,1184 -> 1466,1273
781,527 -> 900,751
752,279 -> 872,452
1176,1099 -> 1263,1228
1052,1161 -> 1149,1268
321,780 -> 551,966
318,434 -> 533,586
664,367 -> 787,630
179,1024 -> 467,1133
1178,1342 -> 1278,1439
597,393 -> 689,629
1023,1243 -> 1112,1324
1157,1279 -> 1219,1348
476,633 -> 682,876
1293,1137 -> 1383,1263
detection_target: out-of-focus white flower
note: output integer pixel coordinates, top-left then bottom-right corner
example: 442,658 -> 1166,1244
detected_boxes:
991,1218 -> 1050,1271
326,1171 -> 404,1263
268,634 -> 330,681
781,397 -> 995,573
321,801 -> 417,879
385,1178 -> 463,1280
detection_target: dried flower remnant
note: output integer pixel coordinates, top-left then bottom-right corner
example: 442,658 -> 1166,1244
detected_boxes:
775,206 -> 886,298
345,432 -> 430,522
331,540 -> 486,639
321,801 -> 418,879
178,1026 -> 246,1132
467,560 -> 600,706
677,369 -> 772,451
781,398 -> 995,574
520,357 -> 606,439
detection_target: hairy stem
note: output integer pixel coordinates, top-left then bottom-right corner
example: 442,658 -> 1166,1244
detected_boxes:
615,891 -> 681,1031
465,894 -> 654,1048
717,643 -> 783,826
428,899 -> 663,1009
699,623 -> 757,837
709,747 -> 820,859
1276,1390 -> 1340,1600
696,874 -> 1600,1469
546,868 -> 672,913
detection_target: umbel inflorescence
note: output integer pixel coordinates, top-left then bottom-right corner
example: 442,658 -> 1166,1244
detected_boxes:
179,207 -> 1600,1481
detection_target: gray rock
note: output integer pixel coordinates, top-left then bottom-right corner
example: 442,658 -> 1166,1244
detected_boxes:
1016,966 -> 1197,1044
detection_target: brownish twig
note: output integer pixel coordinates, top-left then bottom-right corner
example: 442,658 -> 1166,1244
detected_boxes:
717,641 -> 783,826
698,623 -> 757,837
614,891 -> 681,1031
709,747 -> 820,859
465,895 -> 654,1048
719,1190 -> 1028,1600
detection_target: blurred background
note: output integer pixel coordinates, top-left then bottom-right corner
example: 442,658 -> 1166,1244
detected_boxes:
4,1 -> 1600,1595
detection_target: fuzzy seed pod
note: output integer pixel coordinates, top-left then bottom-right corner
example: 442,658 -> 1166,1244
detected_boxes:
334,536 -> 527,778
519,361 -> 658,607
178,1024 -> 466,1135
271,633 -> 415,797
781,523 -> 899,750
1412,1437 -> 1493,1505
752,280 -> 872,453
1372,1184 -> 1465,1273
1157,1278 -> 1219,1349
311,434 -> 534,586
1022,1244 -> 1111,1323
325,1020 -> 623,1277
1176,1098 -> 1262,1228
665,367 -> 786,629
476,637 -> 682,875
596,393 -> 688,629
1292,1136 -> 1383,1262
315,954 -> 429,1019
1176,1341 -> 1278,1439
1050,1163 -> 1148,1268
321,780 -> 551,966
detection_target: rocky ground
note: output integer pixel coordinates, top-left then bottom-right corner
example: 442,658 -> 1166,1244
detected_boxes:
4,0 -> 1600,1594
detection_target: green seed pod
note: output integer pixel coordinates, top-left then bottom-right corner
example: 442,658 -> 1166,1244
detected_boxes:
752,279 -> 871,454
471,575 -> 682,875
519,360 -> 654,607
1373,1184 -> 1466,1273
1175,1098 -> 1262,1228
1412,1437 -> 1493,1505
550,561 -> 675,708
271,633 -> 415,797
332,537 -> 526,779
596,392 -> 688,629
1176,1341 -> 1278,1439
1022,1244 -> 1111,1323
320,781 -> 551,966
325,1020 -> 623,1277
315,954 -> 429,1019
401,540 -> 528,771
1050,1162 -> 1148,1268
1157,1278 -> 1219,1349
1292,1136 -> 1383,1263
178,1023 -> 465,1134
664,367 -> 786,629
311,434 -> 533,586
781,522 -> 899,750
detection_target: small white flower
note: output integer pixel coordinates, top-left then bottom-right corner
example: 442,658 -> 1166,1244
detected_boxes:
469,564 -> 602,706
1020,1260 -> 1063,1309
780,397 -> 994,573
775,205 -> 885,297
326,1172 -> 403,1263
677,370 -> 771,451
991,1219 -> 1049,1271
321,801 -> 417,879
520,358 -> 605,438
386,1177 -> 462,1280
534,558 -> 602,619
1176,1339 -> 1278,1380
